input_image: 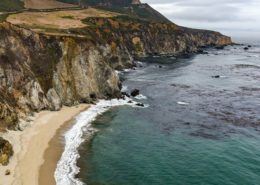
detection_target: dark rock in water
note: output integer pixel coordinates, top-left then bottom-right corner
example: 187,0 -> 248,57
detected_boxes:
136,103 -> 145,107
200,45 -> 208,49
159,65 -> 162,68
0,137 -> 13,166
244,47 -> 249,50
197,49 -> 209,54
197,49 -> 204,53
131,89 -> 140,97
215,46 -> 225,50
128,100 -> 133,103
212,75 -> 220,78
248,45 -> 252,48
122,92 -> 130,98
90,93 -> 97,100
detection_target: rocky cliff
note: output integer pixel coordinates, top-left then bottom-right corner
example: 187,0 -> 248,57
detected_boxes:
0,22 -> 131,131
0,10 -> 231,165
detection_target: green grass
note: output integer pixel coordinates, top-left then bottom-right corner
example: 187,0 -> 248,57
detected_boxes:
0,0 -> 24,12
0,14 -> 9,22
61,15 -> 75,19
97,4 -> 170,23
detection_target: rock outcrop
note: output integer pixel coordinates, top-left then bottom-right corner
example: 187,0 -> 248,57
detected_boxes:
0,22 -> 129,130
0,137 -> 13,166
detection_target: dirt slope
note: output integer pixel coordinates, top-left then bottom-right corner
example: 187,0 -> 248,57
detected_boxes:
24,0 -> 77,9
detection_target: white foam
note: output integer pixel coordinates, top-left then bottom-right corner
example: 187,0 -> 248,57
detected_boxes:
55,98 -> 137,185
219,75 -> 228,78
177,101 -> 189,105
134,94 -> 147,100
123,68 -> 132,72
121,85 -> 128,92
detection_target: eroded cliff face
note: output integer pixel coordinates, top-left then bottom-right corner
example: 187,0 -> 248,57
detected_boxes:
0,22 -> 132,131
79,16 -> 232,57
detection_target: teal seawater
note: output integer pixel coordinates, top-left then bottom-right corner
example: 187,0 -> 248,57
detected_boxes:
77,44 -> 260,185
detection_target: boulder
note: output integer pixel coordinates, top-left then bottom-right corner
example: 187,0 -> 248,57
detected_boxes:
131,89 -> 140,97
46,88 -> 62,111
136,103 -> 144,107
122,92 -> 130,98
0,137 -> 13,166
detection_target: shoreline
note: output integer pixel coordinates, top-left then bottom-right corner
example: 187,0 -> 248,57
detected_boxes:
38,108 -> 85,185
0,104 -> 89,185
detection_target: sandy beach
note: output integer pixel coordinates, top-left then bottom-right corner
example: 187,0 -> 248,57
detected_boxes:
0,104 -> 89,185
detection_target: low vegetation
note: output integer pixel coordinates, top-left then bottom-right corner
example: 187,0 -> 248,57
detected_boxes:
6,8 -> 119,33
0,14 -> 9,23
0,0 -> 24,12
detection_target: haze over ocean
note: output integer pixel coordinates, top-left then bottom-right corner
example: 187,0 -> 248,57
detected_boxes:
143,0 -> 260,40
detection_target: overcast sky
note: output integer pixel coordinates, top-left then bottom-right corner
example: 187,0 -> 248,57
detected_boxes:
142,0 -> 260,40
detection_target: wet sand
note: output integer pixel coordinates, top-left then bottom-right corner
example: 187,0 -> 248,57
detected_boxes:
0,104 -> 89,185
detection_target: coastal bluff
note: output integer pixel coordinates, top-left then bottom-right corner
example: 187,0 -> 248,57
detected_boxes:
0,3 -> 231,165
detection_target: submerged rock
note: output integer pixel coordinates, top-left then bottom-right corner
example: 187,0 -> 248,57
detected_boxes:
212,75 -> 220,78
215,46 -> 225,50
136,103 -> 145,107
0,137 -> 13,166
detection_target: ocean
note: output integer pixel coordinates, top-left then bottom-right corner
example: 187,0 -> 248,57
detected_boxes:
57,42 -> 260,185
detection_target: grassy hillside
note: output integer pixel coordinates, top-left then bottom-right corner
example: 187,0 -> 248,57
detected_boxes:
98,4 -> 170,23
58,0 -> 170,23
0,0 -> 24,12
58,0 -> 133,6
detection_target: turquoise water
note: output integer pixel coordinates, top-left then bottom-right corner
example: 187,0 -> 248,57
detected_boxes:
78,44 -> 260,185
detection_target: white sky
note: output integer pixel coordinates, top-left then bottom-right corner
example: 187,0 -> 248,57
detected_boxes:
142,0 -> 260,40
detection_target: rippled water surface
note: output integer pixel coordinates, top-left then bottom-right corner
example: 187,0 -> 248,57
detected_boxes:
78,44 -> 260,185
